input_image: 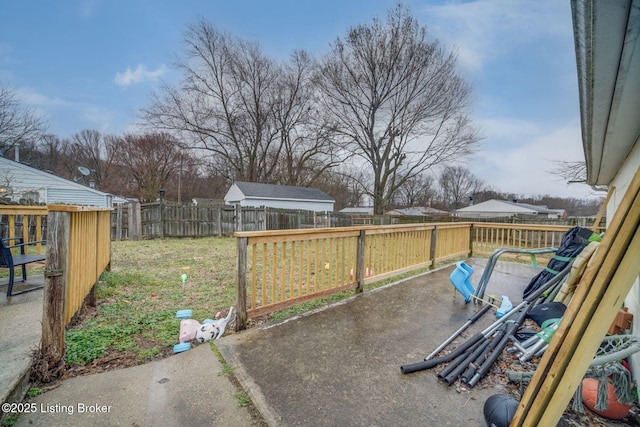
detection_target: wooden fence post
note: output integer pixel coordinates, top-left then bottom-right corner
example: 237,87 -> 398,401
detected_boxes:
468,224 -> 474,256
40,210 -> 70,379
115,203 -> 123,241
128,201 -> 141,241
429,226 -> 438,268
236,236 -> 248,331
234,204 -> 241,233
355,229 -> 366,293
159,200 -> 165,239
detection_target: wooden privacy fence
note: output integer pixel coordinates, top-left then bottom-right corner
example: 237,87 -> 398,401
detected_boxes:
235,222 -> 472,327
113,202 -> 360,240
112,200 -> 604,241
39,204 -> 112,378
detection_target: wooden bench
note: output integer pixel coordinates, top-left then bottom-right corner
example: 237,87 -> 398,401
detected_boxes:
0,237 -> 46,296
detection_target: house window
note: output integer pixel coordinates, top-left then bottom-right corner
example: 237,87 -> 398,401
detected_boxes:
22,191 -> 39,204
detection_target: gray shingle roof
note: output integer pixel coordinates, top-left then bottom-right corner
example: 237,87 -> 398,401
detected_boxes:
390,207 -> 449,216
503,201 -> 558,214
234,181 -> 334,201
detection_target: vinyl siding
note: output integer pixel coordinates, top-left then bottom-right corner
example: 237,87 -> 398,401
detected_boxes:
0,157 -> 112,207
47,188 -> 112,207
237,198 -> 333,212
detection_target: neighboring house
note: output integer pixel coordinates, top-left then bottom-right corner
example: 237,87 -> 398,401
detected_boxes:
224,181 -> 335,212
454,199 -> 561,219
0,156 -> 113,207
572,1 -> 640,377
339,206 -> 374,216
386,206 -> 449,217
548,208 -> 568,219
192,198 -> 224,206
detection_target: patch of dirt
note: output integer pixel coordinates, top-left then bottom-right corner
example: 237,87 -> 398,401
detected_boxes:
63,343 -> 175,380
66,301 -> 100,328
29,302 -> 269,425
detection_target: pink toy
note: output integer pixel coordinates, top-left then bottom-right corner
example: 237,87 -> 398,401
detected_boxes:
179,319 -> 201,343
176,307 -> 236,344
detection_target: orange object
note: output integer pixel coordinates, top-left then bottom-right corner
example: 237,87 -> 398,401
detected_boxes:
581,378 -> 630,420
608,307 -> 633,335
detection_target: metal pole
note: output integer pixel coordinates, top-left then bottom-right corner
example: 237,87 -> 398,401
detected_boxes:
159,187 -> 165,239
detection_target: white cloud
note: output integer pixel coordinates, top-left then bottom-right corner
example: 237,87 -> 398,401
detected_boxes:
468,115 -> 595,198
82,105 -> 113,132
78,0 -> 98,18
16,87 -> 67,107
421,0 -> 569,72
114,65 -> 167,87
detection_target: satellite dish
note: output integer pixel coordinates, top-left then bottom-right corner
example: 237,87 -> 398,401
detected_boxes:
78,166 -> 91,176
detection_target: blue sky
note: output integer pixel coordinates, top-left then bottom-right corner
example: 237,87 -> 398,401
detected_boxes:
0,0 -> 597,199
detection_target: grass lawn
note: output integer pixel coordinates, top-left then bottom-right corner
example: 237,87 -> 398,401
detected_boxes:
64,235 -> 439,373
63,235 -> 450,374
65,237 -> 238,369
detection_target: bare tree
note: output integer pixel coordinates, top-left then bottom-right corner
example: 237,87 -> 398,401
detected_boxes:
471,186 -> 505,204
112,132 -> 186,202
0,84 -> 47,154
25,134 -> 65,173
67,129 -> 117,190
438,165 -> 485,210
393,173 -> 437,208
550,160 -> 609,193
313,167 -> 367,211
550,160 -> 586,182
271,50 -> 341,186
315,4 -> 481,214
141,20 -> 281,183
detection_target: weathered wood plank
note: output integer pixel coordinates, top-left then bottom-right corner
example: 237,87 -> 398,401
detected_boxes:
40,210 -> 70,376
236,237 -> 248,331
513,169 -> 640,426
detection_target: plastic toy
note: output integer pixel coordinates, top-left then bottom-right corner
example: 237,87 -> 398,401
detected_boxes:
496,296 -> 513,318
450,261 -> 475,302
173,307 -> 236,353
449,261 -> 513,318
582,378 -> 630,419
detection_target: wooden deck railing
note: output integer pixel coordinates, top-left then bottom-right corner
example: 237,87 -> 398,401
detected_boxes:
38,204 -> 112,380
59,206 -> 112,324
472,223 -> 572,256
0,205 -> 47,255
235,222 -> 472,327
235,222 -> 585,328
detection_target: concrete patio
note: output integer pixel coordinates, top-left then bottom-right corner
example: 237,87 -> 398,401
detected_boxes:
2,259 -> 566,426
0,276 -> 44,412
216,258 -> 540,426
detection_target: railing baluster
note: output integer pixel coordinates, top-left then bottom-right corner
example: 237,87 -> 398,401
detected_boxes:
234,222 -> 576,322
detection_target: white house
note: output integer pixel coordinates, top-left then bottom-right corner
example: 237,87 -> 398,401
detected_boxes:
339,206 -> 374,216
0,156 -> 113,207
224,181 -> 334,212
386,206 -> 449,217
454,199 -> 560,219
572,0 -> 640,376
